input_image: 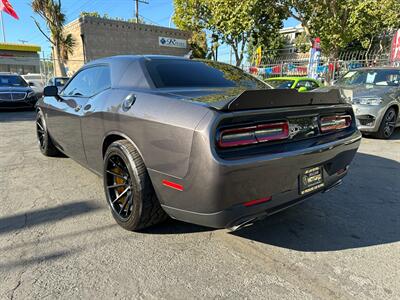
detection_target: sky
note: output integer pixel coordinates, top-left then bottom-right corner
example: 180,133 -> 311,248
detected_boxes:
1,0 -> 299,63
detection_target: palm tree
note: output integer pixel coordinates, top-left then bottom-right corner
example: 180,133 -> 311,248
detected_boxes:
31,0 -> 75,76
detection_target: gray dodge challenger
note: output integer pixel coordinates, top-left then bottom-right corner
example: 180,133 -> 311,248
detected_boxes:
36,55 -> 361,231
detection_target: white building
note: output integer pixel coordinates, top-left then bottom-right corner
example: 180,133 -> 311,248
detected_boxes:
279,24 -> 305,55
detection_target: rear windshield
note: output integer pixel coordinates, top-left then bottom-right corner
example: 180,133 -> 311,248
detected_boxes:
267,79 -> 295,89
0,75 -> 28,87
146,59 -> 268,89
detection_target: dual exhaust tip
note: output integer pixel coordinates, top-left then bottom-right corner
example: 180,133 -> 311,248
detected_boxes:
229,179 -> 343,232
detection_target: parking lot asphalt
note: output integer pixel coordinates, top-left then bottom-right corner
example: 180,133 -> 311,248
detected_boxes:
0,110 -> 399,299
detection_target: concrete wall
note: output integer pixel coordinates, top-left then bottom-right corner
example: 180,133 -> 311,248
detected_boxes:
63,16 -> 192,74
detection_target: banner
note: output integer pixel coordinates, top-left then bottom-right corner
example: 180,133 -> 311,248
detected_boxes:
390,29 -> 400,65
308,37 -> 321,79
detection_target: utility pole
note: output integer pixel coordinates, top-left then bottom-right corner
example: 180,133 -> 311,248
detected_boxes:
135,0 -> 149,23
0,12 -> 5,42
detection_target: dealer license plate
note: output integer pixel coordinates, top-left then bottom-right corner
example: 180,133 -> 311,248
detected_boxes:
299,166 -> 325,195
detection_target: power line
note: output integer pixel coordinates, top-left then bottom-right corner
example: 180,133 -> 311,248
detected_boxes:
134,0 -> 149,23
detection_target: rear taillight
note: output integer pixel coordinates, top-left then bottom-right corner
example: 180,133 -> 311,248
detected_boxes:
218,121 -> 289,148
320,115 -> 352,133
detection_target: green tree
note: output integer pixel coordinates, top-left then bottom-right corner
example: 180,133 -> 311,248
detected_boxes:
281,0 -> 400,59
294,32 -> 311,53
32,0 -> 75,76
349,0 -> 400,59
173,0 -> 285,66
188,31 -> 208,59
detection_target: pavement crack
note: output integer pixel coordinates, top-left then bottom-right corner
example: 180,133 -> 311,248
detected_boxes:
9,279 -> 22,300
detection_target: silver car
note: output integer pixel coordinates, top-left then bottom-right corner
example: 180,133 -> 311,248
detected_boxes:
336,67 -> 400,139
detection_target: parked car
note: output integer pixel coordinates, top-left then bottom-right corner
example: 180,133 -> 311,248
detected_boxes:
266,76 -> 322,92
335,67 -> 400,139
0,73 -> 38,109
47,77 -> 69,92
36,55 -> 361,231
21,73 -> 45,98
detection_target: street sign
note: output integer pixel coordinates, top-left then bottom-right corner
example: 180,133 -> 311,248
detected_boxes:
159,37 -> 187,49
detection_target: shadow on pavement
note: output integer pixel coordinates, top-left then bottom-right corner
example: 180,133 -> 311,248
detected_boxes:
231,152 -> 400,251
0,200 -> 102,235
140,218 -> 212,234
0,250 -> 79,271
0,110 -> 36,122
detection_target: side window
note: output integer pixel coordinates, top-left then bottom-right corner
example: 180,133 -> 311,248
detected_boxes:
308,81 -> 320,90
296,80 -> 307,88
296,80 -> 319,90
61,66 -> 110,97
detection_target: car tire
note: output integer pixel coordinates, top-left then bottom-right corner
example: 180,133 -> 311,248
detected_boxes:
373,107 -> 397,139
36,110 -> 62,156
103,140 -> 168,231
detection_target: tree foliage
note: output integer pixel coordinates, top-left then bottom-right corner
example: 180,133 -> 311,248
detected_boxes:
294,32 -> 310,53
173,0 -> 285,66
281,0 -> 400,58
32,0 -> 75,76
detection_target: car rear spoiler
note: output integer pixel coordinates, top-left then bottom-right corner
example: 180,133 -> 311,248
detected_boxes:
221,89 -> 346,111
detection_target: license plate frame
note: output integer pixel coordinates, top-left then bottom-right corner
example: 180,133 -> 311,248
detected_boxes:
299,166 -> 325,195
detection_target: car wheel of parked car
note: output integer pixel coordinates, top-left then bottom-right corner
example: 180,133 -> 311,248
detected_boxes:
103,140 -> 168,231
36,110 -> 62,156
374,107 -> 397,139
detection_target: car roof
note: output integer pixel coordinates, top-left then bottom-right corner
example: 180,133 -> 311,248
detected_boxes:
81,55 -> 193,89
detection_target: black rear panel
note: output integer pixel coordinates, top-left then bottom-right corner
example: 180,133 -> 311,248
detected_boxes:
215,104 -> 356,160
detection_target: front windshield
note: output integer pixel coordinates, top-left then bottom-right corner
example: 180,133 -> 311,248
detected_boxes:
338,69 -> 400,86
0,75 -> 28,87
267,79 -> 295,89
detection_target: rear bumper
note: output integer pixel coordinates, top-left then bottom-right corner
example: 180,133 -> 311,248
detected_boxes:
150,130 -> 361,229
162,178 -> 344,229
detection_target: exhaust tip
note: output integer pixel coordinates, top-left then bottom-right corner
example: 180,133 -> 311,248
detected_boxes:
228,217 -> 257,232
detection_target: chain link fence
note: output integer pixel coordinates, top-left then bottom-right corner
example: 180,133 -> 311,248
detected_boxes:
243,50 -> 392,84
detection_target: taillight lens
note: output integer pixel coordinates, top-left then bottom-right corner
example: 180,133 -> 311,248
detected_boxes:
320,115 -> 352,133
218,121 -> 289,148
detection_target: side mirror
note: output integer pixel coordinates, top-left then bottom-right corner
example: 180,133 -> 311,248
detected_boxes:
298,87 -> 308,93
28,81 -> 35,86
43,86 -> 60,98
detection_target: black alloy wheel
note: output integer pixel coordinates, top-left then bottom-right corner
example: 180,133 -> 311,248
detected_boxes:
375,107 -> 397,139
382,108 -> 397,138
105,154 -> 134,221
36,117 -> 46,151
36,110 -> 61,156
103,140 -> 168,231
